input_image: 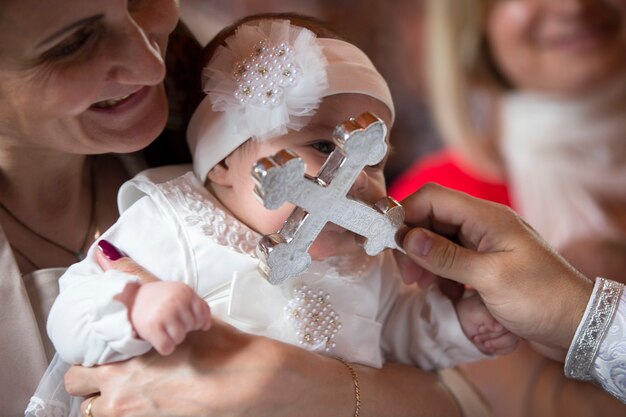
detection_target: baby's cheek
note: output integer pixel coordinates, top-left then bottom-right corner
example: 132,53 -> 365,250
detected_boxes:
259,203 -> 297,233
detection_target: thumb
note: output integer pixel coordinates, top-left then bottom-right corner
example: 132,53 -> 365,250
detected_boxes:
403,228 -> 483,288
96,239 -> 159,284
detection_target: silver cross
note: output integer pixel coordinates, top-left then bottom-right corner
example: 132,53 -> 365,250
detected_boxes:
252,112 -> 405,285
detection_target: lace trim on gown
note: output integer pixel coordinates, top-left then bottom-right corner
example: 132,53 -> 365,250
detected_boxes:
158,172 -> 259,257
25,396 -> 68,417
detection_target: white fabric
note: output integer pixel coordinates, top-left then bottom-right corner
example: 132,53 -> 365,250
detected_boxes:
33,169 -> 487,414
187,20 -> 395,182
53,170 -> 484,367
501,77 -> 626,249
592,287 -> 626,402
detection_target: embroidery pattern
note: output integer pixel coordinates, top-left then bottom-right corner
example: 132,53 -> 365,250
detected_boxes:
592,290 -> 626,402
565,278 -> 624,380
159,174 -> 259,257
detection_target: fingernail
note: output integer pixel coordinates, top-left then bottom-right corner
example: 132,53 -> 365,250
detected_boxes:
406,229 -> 433,257
97,239 -> 124,261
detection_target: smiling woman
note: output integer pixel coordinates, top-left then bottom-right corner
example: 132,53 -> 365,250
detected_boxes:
0,1 -> 174,155
0,0 -> 179,413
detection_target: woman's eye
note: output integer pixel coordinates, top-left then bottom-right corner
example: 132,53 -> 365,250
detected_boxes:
311,141 -> 336,155
46,26 -> 94,59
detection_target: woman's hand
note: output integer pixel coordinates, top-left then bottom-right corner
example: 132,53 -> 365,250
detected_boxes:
66,322 -> 348,417
66,322 -> 462,417
395,183 -> 594,354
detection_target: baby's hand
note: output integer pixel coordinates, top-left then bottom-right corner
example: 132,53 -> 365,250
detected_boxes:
456,292 -> 518,356
129,281 -> 212,355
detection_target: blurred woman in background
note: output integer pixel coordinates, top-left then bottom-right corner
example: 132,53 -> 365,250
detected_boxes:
391,0 -> 626,415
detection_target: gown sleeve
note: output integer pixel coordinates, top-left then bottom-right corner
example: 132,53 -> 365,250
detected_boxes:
47,195 -> 188,366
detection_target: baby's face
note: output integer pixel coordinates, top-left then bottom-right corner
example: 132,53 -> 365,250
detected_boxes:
209,94 -> 392,259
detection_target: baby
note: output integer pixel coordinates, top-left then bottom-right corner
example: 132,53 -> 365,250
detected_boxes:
28,14 -> 517,416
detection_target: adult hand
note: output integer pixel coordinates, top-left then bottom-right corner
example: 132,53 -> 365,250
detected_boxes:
395,183 -> 594,354
66,322 -> 352,417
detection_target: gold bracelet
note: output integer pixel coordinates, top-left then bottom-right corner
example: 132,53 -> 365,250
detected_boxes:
334,356 -> 361,417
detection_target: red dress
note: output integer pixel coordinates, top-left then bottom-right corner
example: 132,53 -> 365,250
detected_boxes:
389,150 -> 511,207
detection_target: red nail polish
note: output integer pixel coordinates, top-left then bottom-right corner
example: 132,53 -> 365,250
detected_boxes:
97,239 -> 124,261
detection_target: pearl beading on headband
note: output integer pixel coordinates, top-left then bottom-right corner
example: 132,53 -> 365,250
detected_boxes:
234,41 -> 301,108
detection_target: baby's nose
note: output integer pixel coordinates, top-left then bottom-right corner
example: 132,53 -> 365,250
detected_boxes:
348,170 -> 369,199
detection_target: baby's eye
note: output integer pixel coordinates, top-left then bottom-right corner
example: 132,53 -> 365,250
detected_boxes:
310,141 -> 336,155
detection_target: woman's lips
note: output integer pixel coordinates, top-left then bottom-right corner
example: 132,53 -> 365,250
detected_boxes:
91,93 -> 133,109
542,22 -> 618,52
89,86 -> 150,113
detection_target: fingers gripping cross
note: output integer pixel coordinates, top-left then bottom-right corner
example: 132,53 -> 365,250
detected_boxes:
252,112 -> 405,285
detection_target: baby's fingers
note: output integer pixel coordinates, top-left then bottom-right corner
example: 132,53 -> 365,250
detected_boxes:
149,326 -> 176,356
484,332 -> 519,355
176,306 -> 196,332
165,319 -> 188,345
192,298 -> 212,331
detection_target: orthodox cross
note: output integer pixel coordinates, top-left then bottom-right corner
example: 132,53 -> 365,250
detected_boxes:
252,112 -> 405,285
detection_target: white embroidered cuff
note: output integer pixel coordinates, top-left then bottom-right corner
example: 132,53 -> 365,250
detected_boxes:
564,277 -> 624,381
590,287 -> 626,403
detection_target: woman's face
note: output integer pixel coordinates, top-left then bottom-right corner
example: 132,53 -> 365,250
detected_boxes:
486,0 -> 626,94
0,0 -> 179,155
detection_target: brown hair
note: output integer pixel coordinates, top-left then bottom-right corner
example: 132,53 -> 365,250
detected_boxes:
201,13 -> 344,81
425,0 -> 510,177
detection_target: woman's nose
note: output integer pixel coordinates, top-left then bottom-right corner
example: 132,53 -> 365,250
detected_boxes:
105,20 -> 167,86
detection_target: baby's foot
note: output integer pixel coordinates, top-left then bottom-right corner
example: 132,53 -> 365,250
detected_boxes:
471,322 -> 518,355
456,292 -> 519,355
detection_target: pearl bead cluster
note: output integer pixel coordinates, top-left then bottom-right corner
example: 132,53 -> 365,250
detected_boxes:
286,285 -> 342,352
233,40 -> 301,107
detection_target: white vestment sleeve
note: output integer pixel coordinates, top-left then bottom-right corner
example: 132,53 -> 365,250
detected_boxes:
47,196 -> 188,366
565,278 -> 625,403
592,291 -> 626,402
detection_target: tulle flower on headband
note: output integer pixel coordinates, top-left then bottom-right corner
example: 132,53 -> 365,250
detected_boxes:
203,20 -> 329,141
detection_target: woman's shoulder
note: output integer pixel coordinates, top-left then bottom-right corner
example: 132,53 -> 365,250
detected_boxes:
388,149 -> 511,206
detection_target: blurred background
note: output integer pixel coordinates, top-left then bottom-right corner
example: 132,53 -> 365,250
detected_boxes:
179,0 -> 441,184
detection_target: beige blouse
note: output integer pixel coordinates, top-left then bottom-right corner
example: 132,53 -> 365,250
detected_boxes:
0,226 -> 64,416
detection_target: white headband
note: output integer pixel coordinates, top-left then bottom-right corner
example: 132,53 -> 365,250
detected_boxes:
187,20 -> 395,181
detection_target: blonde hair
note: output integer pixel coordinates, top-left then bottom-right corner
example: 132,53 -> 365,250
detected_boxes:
425,0 -> 510,177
